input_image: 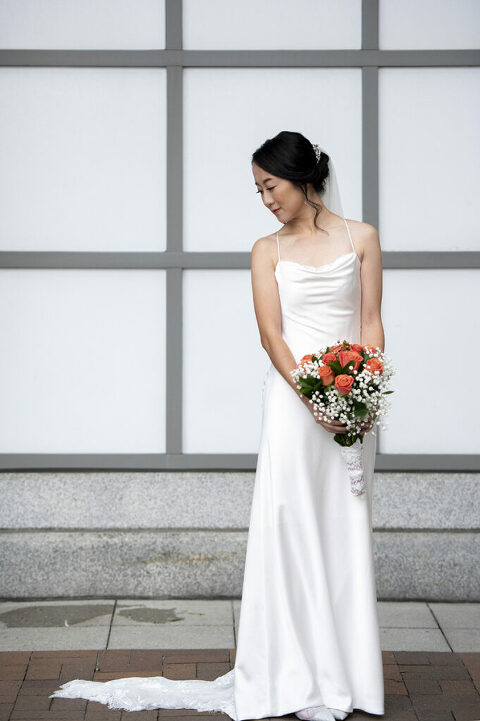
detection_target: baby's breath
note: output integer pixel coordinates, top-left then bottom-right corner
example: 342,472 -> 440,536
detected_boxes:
290,342 -> 396,439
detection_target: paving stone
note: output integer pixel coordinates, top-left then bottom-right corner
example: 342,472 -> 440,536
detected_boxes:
161,650 -> 229,663
403,678 -> 441,695
0,680 -> 22,703
84,701 -> 122,719
384,665 -> 404,682
378,601 -> 438,628
385,677 -> 409,694
385,693 -> 416,711
163,663 -> 195,680
0,656 -> 30,667
12,694 -> 50,710
0,705 -> 14,721
0,668 -> 26,682
19,680 -> 59,693
394,651 -> 433,665
440,679 -> 478,695
25,660 -> 61,680
415,712 -> 454,720
195,662 -> 230,681
398,664 -> 470,680
31,651 -> 97,661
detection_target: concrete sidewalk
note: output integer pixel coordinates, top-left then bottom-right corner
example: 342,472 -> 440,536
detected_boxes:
0,599 -> 480,720
0,600 -> 479,653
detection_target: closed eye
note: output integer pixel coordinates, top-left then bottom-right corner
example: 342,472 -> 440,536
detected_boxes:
256,187 -> 275,194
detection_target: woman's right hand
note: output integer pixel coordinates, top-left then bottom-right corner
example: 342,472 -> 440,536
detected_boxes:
297,392 -> 348,434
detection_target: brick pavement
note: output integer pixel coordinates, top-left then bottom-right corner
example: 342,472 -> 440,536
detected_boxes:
0,649 -> 479,721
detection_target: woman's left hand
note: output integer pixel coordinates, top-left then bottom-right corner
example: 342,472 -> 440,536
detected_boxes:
359,414 -> 377,435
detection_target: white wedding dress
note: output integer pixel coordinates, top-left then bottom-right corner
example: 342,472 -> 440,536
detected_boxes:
50,218 -> 384,719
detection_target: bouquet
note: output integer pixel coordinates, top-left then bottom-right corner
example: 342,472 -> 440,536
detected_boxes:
290,339 -> 395,495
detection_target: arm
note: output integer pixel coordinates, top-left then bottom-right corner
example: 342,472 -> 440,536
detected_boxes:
250,236 -> 303,398
250,237 -> 346,433
359,224 -> 385,353
357,224 -> 385,434
250,235 -> 351,435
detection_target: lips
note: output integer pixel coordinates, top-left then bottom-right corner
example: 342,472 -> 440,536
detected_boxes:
272,208 -> 280,213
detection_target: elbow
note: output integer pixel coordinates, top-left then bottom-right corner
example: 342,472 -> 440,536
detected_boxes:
260,331 -> 281,356
260,335 -> 272,354
362,315 -> 383,329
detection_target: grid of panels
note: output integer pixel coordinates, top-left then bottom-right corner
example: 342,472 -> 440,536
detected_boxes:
0,0 -> 479,471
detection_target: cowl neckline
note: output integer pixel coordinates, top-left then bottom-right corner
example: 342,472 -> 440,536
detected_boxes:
275,250 -> 359,275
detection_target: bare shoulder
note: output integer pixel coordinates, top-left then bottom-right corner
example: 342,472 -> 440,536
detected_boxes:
346,219 -> 381,262
251,232 -> 278,270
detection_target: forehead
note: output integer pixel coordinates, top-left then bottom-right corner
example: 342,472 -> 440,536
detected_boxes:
252,165 -> 279,186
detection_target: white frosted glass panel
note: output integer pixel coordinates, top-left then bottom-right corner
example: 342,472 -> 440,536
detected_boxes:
379,68 -> 480,251
0,270 -> 166,452
184,68 -> 362,252
0,67 -> 166,251
379,269 -> 479,454
380,0 -> 480,50
0,0 -> 165,49
183,0 -> 360,49
183,270 -> 270,453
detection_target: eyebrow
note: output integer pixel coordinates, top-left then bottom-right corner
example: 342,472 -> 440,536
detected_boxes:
255,177 -> 275,186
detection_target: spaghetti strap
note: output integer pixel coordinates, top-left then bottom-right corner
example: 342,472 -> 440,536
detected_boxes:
343,218 -> 356,255
276,230 -> 280,261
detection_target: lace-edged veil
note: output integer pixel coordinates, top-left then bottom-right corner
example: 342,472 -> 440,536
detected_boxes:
317,145 -> 345,221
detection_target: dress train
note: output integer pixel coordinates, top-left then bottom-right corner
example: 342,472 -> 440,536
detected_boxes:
50,667 -> 237,716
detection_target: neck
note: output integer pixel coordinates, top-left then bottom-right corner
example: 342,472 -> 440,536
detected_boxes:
285,201 -> 341,236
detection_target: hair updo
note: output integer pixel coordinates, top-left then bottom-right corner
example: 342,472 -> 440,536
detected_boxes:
251,130 -> 330,229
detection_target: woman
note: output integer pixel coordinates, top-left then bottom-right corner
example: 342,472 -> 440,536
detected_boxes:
234,132 -> 385,721
50,131 -> 385,720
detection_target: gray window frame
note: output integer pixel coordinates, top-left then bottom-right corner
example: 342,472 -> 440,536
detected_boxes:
1,0 -> 479,471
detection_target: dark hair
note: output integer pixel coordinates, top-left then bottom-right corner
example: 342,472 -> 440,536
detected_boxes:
251,130 -> 329,229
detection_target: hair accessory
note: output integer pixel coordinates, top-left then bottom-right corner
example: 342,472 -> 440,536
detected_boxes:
312,143 -> 321,162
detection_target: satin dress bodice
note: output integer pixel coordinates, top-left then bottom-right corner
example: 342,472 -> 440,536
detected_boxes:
273,218 -> 361,362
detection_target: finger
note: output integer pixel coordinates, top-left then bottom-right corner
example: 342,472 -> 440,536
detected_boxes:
325,425 -> 346,433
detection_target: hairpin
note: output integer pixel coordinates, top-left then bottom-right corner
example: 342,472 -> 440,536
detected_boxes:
312,143 -> 321,162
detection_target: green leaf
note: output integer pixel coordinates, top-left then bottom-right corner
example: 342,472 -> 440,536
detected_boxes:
333,433 -> 359,447
354,406 -> 369,418
328,360 -> 342,374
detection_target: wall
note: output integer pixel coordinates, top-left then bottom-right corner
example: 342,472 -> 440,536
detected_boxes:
0,0 -> 479,599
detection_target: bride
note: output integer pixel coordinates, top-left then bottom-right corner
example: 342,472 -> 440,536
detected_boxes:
50,131 -> 385,721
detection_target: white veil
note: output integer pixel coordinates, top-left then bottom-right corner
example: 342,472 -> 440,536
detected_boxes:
316,145 -> 345,220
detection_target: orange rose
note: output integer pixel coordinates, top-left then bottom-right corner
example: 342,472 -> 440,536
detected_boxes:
365,357 -> 383,375
322,351 -> 337,365
296,353 -> 315,368
318,365 -> 335,386
299,353 -> 315,365
338,350 -> 363,372
350,343 -> 363,353
363,344 -> 378,356
330,344 -> 344,353
335,374 -> 354,395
